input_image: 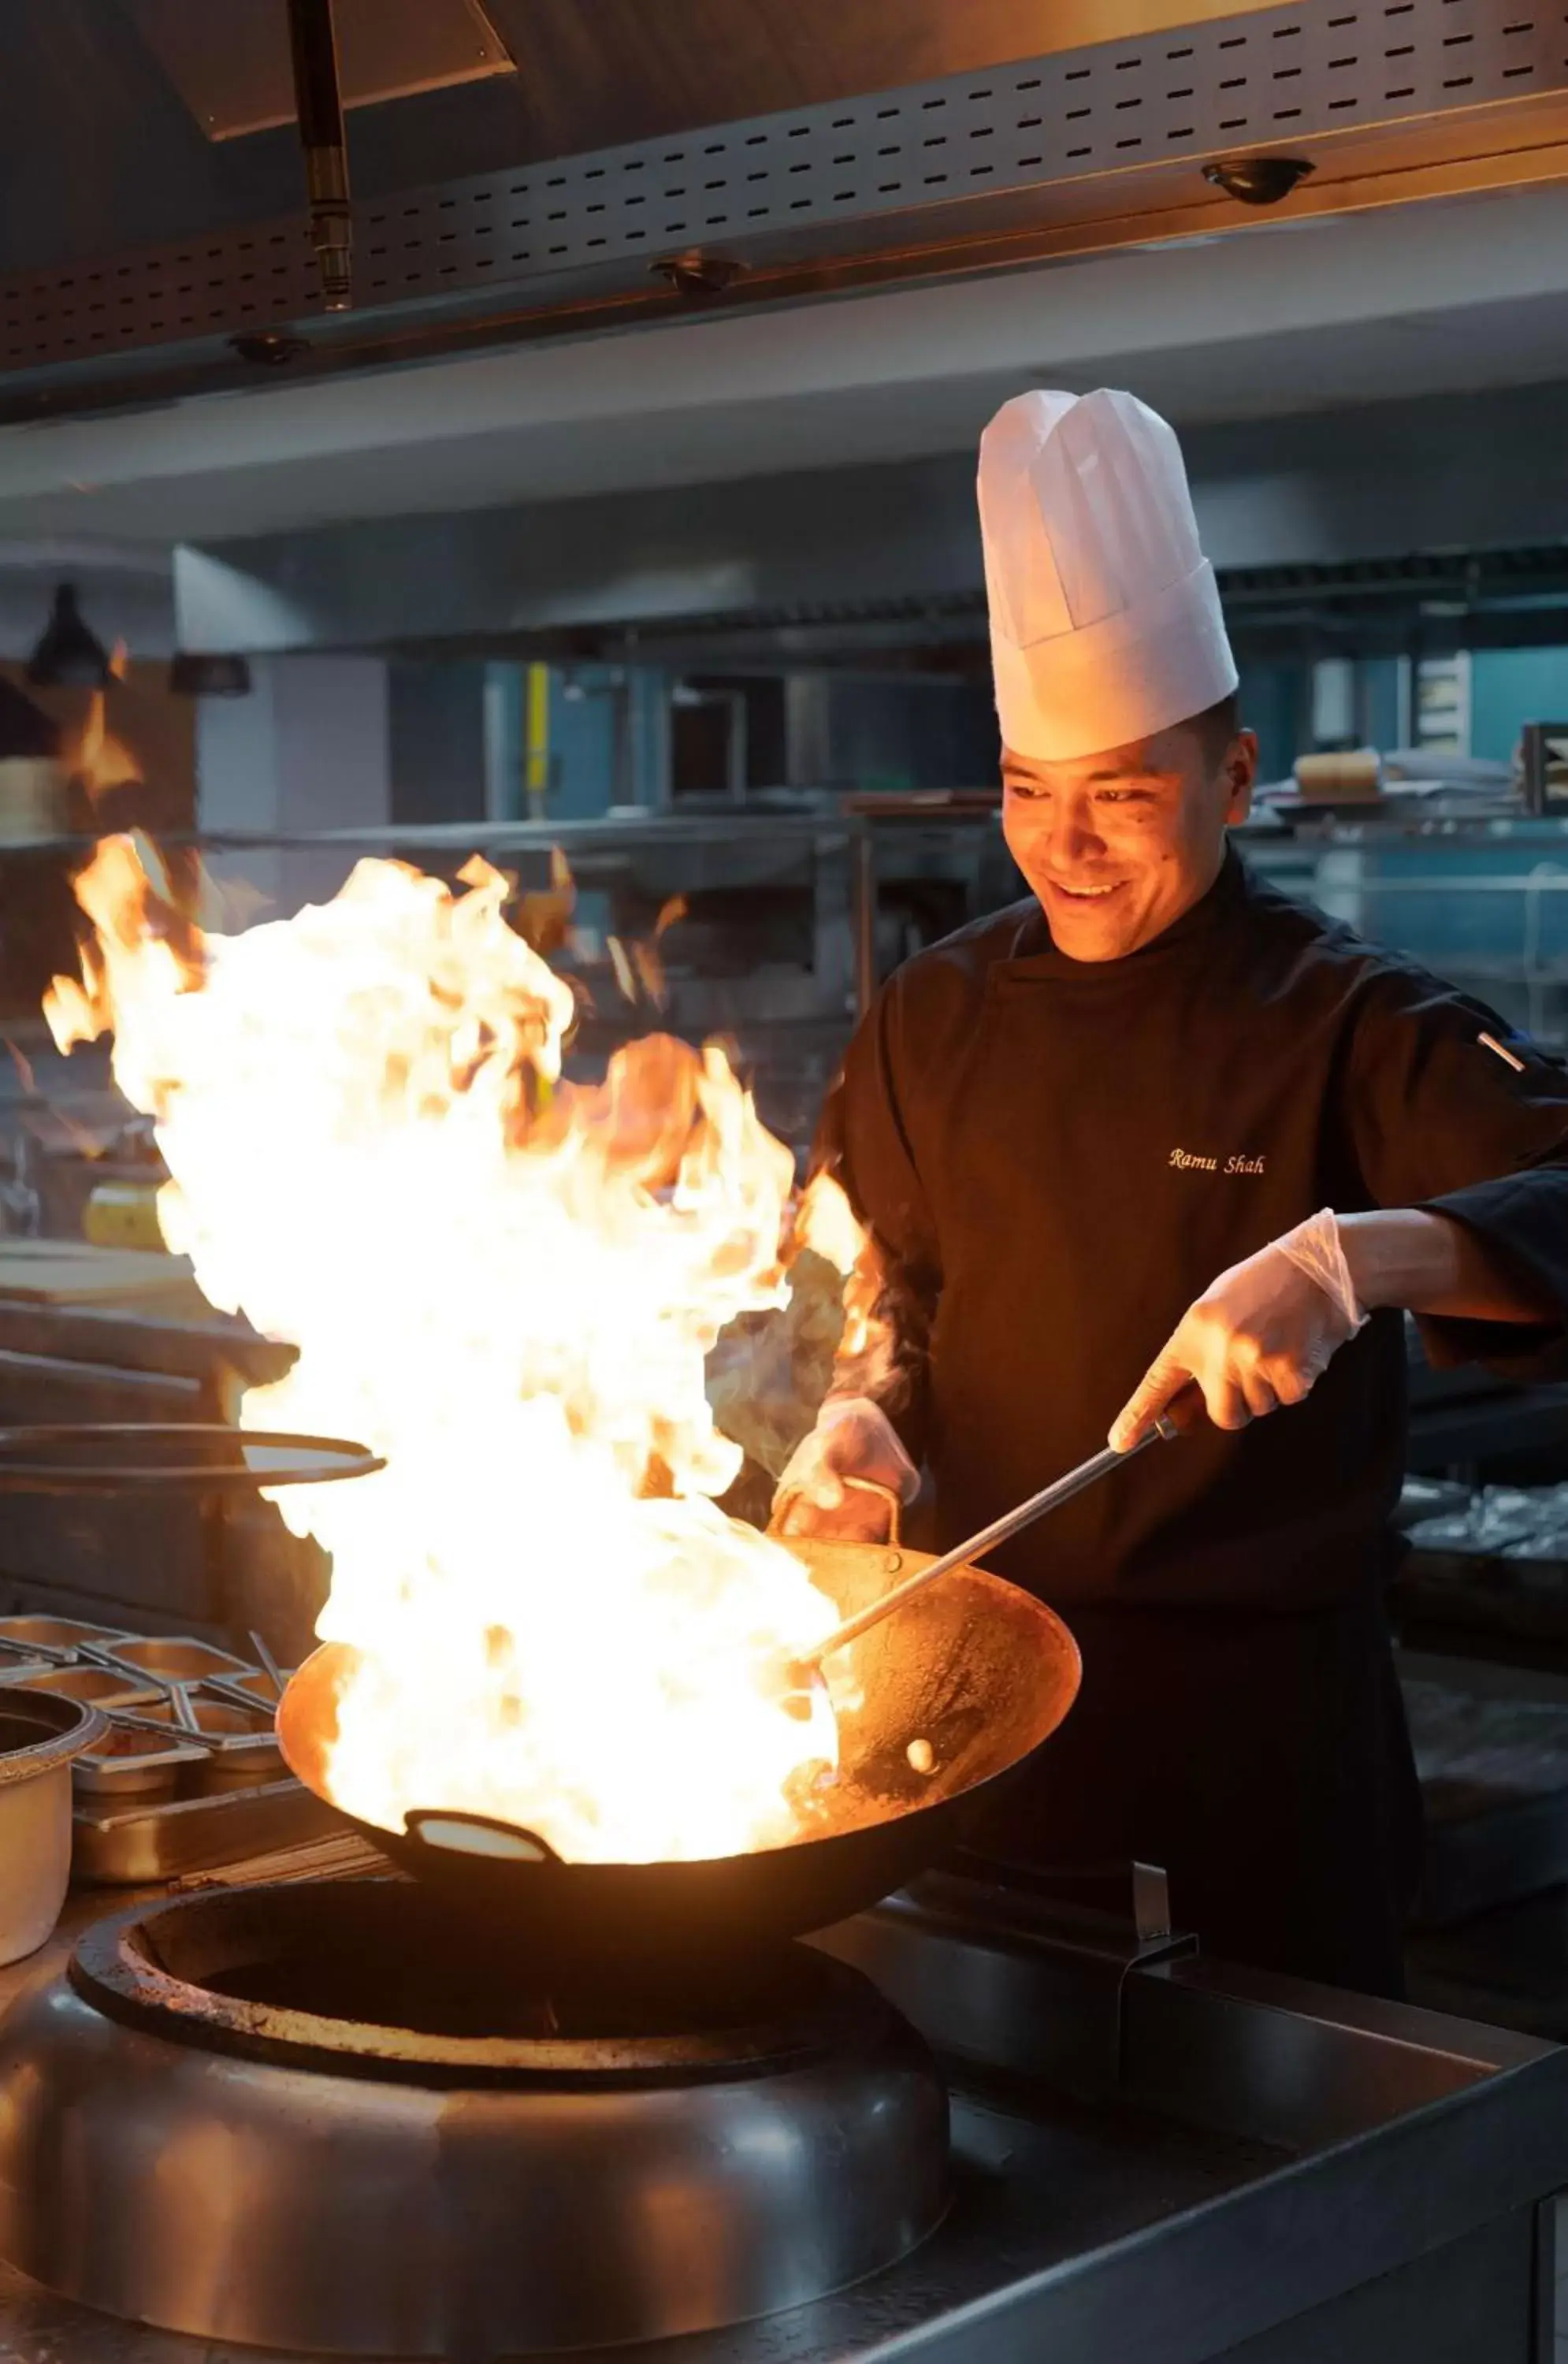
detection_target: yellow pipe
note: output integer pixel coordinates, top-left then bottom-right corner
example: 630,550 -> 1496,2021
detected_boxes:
525,663 -> 550,820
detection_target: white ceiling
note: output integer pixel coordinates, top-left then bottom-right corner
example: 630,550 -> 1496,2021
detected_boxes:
0,176 -> 1566,554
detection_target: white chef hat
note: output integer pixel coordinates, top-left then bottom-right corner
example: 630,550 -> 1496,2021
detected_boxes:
977,388 -> 1237,762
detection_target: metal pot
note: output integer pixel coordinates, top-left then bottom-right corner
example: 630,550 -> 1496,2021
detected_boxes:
0,1690 -> 106,1964
277,1531 -> 1080,1976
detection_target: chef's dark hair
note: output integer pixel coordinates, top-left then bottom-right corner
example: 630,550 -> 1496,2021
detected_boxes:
1183,690 -> 1241,773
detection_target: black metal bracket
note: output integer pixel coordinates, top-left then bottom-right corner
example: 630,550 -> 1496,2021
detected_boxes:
819,1857 -> 1198,2106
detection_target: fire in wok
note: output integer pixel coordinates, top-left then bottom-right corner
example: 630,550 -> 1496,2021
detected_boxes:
48,837 -> 1078,1935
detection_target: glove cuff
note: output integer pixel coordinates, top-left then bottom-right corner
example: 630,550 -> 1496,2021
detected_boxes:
1274,1207 -> 1368,1334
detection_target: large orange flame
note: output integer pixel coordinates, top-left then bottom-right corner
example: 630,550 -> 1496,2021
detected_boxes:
46,838 -> 849,1861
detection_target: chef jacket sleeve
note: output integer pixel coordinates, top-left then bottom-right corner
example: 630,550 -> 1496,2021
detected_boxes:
811,977 -> 943,1459
1347,966 -> 1568,1374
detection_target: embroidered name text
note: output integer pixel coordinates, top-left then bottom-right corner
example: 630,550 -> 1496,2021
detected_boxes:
1169,1147 -> 1267,1176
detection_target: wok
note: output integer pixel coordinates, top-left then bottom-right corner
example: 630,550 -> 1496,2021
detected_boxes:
277,1533 -> 1079,1976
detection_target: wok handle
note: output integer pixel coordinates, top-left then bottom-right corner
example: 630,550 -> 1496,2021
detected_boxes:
845,1476 -> 902,1547
768,1473 -> 903,1547
404,1808 -> 563,1864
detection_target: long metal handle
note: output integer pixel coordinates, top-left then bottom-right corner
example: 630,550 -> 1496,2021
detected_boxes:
795,1422 -> 1173,1673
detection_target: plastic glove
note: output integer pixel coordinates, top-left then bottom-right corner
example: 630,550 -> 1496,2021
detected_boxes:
1109,1208 -> 1368,1451
772,1396 -> 919,1543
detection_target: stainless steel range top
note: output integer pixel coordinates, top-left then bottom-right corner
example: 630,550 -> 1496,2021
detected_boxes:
0,1879 -> 948,2356
0,1862 -> 1560,2364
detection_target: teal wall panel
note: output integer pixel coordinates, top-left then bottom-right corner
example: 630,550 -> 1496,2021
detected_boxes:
1470,647 -> 1568,764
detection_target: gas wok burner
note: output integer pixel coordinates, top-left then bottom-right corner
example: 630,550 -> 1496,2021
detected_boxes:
0,1881 -> 948,2356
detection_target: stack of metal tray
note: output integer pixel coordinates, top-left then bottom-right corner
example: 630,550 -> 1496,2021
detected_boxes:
0,1617 -> 344,1883
1406,1485 -> 1568,1574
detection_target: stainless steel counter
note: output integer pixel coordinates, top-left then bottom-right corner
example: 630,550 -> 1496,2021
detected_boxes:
0,1876 -> 1560,2363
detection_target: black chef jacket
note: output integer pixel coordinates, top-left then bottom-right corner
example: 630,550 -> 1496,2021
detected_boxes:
817,844 -> 1568,1993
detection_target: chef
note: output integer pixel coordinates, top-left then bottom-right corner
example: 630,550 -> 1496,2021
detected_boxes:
778,388 -> 1568,1996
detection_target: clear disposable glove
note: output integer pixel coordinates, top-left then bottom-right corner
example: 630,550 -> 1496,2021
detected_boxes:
1109,1208 -> 1369,1451
772,1396 -> 919,1543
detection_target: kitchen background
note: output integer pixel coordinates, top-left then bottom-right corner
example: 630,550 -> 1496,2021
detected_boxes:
3,0 -> 1568,2173
2,10 -> 1568,2362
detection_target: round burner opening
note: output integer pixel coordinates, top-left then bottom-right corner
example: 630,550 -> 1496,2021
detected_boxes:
71,1879 -> 875,2083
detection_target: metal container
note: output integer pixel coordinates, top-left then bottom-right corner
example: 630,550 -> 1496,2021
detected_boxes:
0,1648 -> 58,1686
71,1777 -> 342,1885
123,1696 -> 269,1739
5,1667 -> 158,1711
199,1667 -> 292,1712
197,1747 -> 284,1791
0,1616 -> 128,1663
117,1697 -> 282,1790
88,1637 -> 253,1686
0,1692 -> 104,1962
71,1725 -> 206,1804
196,1719 -> 284,1790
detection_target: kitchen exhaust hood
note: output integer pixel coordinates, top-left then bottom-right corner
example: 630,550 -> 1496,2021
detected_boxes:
1,0 -> 1565,424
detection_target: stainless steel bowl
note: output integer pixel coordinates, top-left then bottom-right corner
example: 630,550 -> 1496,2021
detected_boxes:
0,1692 -> 106,1962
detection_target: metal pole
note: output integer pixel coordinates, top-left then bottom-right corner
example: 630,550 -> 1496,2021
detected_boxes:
726,690 -> 748,805
851,827 -> 878,1017
287,0 -> 352,312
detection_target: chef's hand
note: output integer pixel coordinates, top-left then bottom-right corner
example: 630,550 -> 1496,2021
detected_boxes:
772,1396 -> 919,1543
1109,1208 -> 1367,1451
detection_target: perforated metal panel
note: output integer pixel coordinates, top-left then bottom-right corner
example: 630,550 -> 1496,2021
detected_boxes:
358,0 -> 1564,292
2,0 -> 1566,384
0,227 -> 320,374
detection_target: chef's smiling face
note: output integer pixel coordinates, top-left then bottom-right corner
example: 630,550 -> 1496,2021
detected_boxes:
1001,707 -> 1258,962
